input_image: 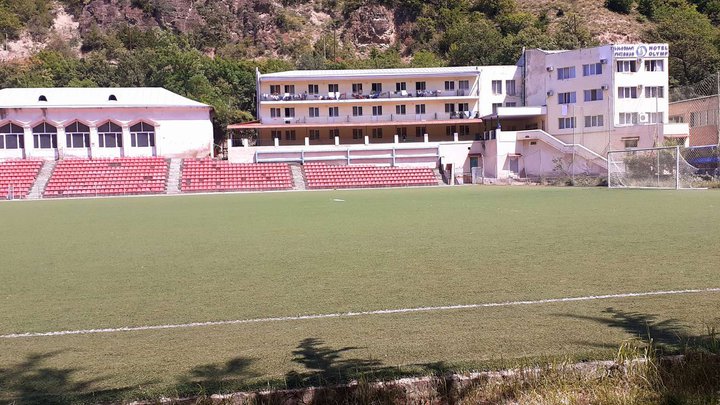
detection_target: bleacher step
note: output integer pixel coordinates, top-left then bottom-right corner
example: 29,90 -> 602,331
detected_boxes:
290,164 -> 306,191
166,158 -> 182,194
28,160 -> 56,199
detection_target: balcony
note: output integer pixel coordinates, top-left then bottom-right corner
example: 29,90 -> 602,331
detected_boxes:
266,111 -> 480,125
260,89 -> 476,102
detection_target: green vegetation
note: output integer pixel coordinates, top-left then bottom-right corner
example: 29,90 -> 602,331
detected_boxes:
0,187 -> 719,403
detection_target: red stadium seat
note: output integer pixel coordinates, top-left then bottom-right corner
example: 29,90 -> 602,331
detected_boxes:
179,159 -> 293,193
303,163 -> 436,190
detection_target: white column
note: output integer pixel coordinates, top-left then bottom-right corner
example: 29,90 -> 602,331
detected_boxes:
364,135 -> 369,145
334,136 -> 339,146
89,126 -> 99,159
424,133 -> 429,143
121,126 -> 132,157
394,134 -> 399,144
305,137 -> 310,146
274,137 -> 279,147
453,132 -> 459,142
56,126 -> 67,159
23,126 -> 34,158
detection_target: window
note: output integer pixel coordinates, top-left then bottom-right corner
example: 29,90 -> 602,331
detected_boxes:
397,127 -> 407,140
108,94 -> 117,101
284,108 -> 295,118
97,121 -> 123,148
582,63 -> 602,76
270,85 -> 280,94
619,112 -> 639,125
329,128 -> 339,139
309,129 -> 320,140
644,59 -> 664,72
583,89 -> 603,102
395,105 -> 406,115
270,108 -> 281,118
372,106 -> 383,116
352,106 -> 363,116
395,82 -> 407,91
328,83 -> 339,93
329,106 -> 339,117
309,107 -> 319,118
32,122 -> 58,149
459,125 -> 470,136
557,66 -> 576,80
352,83 -> 363,93
64,122 -> 90,148
415,126 -> 426,138
271,130 -> 282,140
558,117 -> 576,129
618,87 -> 638,99
624,138 -> 639,148
505,102 -> 517,107
308,84 -> 319,94
506,80 -> 516,96
352,128 -> 363,139
285,130 -> 296,141
669,115 -> 684,124
446,125 -> 457,137
492,103 -> 502,113
371,83 -> 382,93
372,128 -> 383,138
458,103 -> 469,112
130,122 -> 155,148
445,103 -> 455,113
491,80 -> 502,94
444,81 -> 455,91
0,123 -> 24,150
283,85 -> 295,94
584,115 -> 604,128
617,60 -> 637,73
416,81 -> 426,91
415,104 -> 426,114
646,112 -> 664,124
645,86 -> 664,98
558,92 -> 576,104
459,80 -> 469,90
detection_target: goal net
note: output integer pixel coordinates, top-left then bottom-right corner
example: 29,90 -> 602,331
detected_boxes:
607,146 -> 704,189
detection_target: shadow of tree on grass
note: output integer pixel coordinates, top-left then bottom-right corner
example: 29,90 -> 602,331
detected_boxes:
176,356 -> 259,396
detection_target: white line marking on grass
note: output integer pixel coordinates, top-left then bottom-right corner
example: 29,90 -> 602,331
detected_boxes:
2,288 -> 719,339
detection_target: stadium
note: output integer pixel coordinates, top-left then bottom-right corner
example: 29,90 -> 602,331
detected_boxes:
1,43 -> 719,403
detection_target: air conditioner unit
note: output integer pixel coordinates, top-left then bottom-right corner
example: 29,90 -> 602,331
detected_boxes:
547,90 -> 554,97
546,66 -> 554,72
601,85 -> 609,91
638,113 -> 649,123
600,59 -> 608,65
284,118 -> 292,124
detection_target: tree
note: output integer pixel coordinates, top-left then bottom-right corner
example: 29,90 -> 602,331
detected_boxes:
410,50 -> 445,67
553,13 -> 596,50
0,4 -> 21,44
605,0 -> 634,13
441,12 -> 505,66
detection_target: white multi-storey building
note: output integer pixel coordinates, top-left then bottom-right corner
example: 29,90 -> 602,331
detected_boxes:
232,44 -> 689,180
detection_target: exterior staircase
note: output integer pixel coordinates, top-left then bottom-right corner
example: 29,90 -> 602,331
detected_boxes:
434,168 -> 447,185
166,158 -> 182,194
27,160 -> 56,199
290,164 -> 306,190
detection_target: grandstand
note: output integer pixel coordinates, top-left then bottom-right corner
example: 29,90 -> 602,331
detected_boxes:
180,160 -> 293,192
0,160 -> 43,199
304,163 -> 437,189
43,157 -> 169,197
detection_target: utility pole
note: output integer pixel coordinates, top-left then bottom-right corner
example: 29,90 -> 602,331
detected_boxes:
716,71 -> 720,146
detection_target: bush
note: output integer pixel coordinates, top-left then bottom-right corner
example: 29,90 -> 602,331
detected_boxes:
605,0 -> 634,14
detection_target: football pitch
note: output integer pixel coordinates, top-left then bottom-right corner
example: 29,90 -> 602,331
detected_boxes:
1,187 -> 719,403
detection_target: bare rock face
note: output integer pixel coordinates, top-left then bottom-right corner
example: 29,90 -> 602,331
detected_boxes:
344,4 -> 396,49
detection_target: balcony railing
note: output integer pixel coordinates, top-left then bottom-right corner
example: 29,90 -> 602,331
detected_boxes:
265,111 -> 480,125
261,89 -> 475,102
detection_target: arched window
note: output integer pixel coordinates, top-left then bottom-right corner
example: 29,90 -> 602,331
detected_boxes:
0,122 -> 25,150
130,122 -> 155,148
97,121 -> 123,148
32,122 -> 58,149
64,121 -> 90,148
38,95 -> 47,102
108,94 -> 117,101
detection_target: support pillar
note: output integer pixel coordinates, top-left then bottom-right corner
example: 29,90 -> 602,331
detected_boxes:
334,136 -> 340,146
424,133 -> 429,143
364,135 -> 369,145
274,137 -> 279,147
453,132 -> 459,142
394,134 -> 399,144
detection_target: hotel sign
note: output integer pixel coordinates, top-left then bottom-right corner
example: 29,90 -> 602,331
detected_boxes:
612,44 -> 668,58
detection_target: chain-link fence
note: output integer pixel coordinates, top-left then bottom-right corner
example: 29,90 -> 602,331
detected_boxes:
669,73 -> 720,147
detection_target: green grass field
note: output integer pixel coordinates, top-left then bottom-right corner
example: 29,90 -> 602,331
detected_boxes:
1,187 -> 719,403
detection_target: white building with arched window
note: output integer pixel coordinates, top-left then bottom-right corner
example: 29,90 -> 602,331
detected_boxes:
0,87 -> 213,160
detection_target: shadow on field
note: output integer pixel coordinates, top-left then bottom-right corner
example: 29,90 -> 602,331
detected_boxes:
177,356 -> 259,395
0,350 -> 135,404
566,307 -> 720,353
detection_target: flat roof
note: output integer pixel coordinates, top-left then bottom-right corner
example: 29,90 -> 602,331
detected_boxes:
259,66 -> 492,81
0,87 -> 211,109
228,118 -> 482,130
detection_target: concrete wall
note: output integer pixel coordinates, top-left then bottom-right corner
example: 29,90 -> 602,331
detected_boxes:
669,95 -> 719,146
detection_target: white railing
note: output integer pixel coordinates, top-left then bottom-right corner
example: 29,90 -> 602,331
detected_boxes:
515,130 -> 608,168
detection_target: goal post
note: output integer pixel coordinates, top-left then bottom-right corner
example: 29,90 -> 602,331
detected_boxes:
607,146 -> 703,189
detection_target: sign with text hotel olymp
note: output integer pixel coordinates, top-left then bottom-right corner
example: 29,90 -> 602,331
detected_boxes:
612,44 -> 669,58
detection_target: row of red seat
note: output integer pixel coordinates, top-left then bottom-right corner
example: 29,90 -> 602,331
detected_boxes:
0,160 -> 43,198
304,163 -> 436,190
180,161 -> 293,192
44,158 -> 169,198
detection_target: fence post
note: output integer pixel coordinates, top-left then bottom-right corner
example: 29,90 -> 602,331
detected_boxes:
676,145 -> 680,190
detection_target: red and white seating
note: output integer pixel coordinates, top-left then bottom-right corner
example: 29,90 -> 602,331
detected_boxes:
180,160 -> 292,192
0,160 -> 43,199
303,163 -> 437,189
44,157 -> 169,197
